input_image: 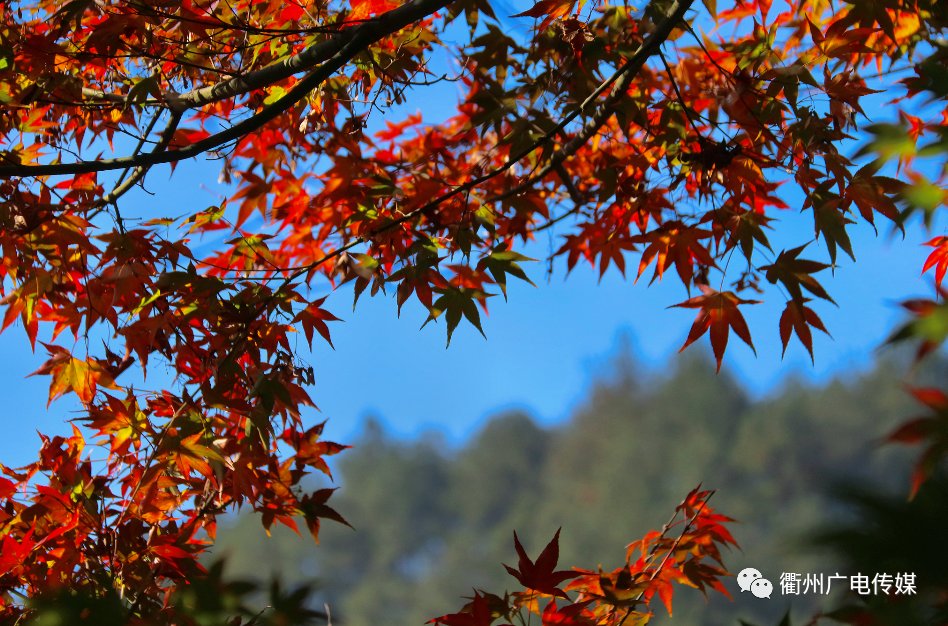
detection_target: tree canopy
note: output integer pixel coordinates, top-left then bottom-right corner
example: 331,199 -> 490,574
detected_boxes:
0,0 -> 946,623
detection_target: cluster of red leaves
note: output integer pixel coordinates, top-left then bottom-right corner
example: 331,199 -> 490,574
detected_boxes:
0,0 -> 944,621
429,488 -> 735,626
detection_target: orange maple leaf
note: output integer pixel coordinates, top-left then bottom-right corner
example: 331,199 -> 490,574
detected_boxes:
512,0 -> 577,31
348,0 -> 400,22
29,344 -> 118,405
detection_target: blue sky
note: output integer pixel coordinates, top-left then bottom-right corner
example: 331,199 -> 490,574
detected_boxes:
306,217 -> 933,446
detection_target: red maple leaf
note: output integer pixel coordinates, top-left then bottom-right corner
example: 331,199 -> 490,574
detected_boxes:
504,529 -> 579,599
541,600 -> 597,625
923,236 -> 948,285
673,287 -> 760,371
779,298 -> 830,362
428,591 -> 511,626
887,387 -> 948,498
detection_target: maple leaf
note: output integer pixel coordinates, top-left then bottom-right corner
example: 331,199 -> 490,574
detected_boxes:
762,245 -> 835,303
0,476 -> 15,501
779,298 -> 830,362
29,344 -> 119,405
812,196 -> 856,264
428,591 -> 511,626
512,0 -> 577,31
476,248 -> 536,299
0,529 -> 37,577
540,599 -> 596,625
758,0 -> 772,21
886,289 -> 948,362
503,529 -> 579,599
422,287 -> 492,347
348,0 -> 400,22
635,222 -> 715,288
886,388 -> 948,498
845,164 -> 904,226
376,112 -> 423,142
293,297 -> 341,348
299,488 -> 352,543
922,237 -> 948,285
150,539 -> 199,577
718,208 -> 773,261
580,565 -> 644,608
680,560 -> 732,599
557,18 -> 595,55
673,287 -> 760,371
283,421 -> 350,479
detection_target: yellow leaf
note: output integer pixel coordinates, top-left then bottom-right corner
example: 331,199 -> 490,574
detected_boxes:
263,86 -> 287,105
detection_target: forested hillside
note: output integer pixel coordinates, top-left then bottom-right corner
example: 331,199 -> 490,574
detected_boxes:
213,351 -> 938,625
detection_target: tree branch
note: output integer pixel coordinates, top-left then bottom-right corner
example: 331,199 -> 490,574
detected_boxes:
489,0 -> 694,207
179,0 -> 696,278
361,0 -> 694,244
98,111 -> 184,207
0,0 -> 452,178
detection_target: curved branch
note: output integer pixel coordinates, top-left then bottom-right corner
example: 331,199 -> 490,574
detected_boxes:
254,0 -> 696,280
99,111 -> 184,207
92,1 -> 435,111
0,0 -> 452,178
489,0 -> 694,207
370,0 -> 695,241
182,0 -> 696,278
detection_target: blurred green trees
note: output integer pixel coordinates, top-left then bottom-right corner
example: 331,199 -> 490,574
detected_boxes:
213,350 -> 939,625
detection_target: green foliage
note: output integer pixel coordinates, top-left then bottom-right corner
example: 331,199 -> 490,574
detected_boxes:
810,473 -> 948,625
20,561 -> 327,626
